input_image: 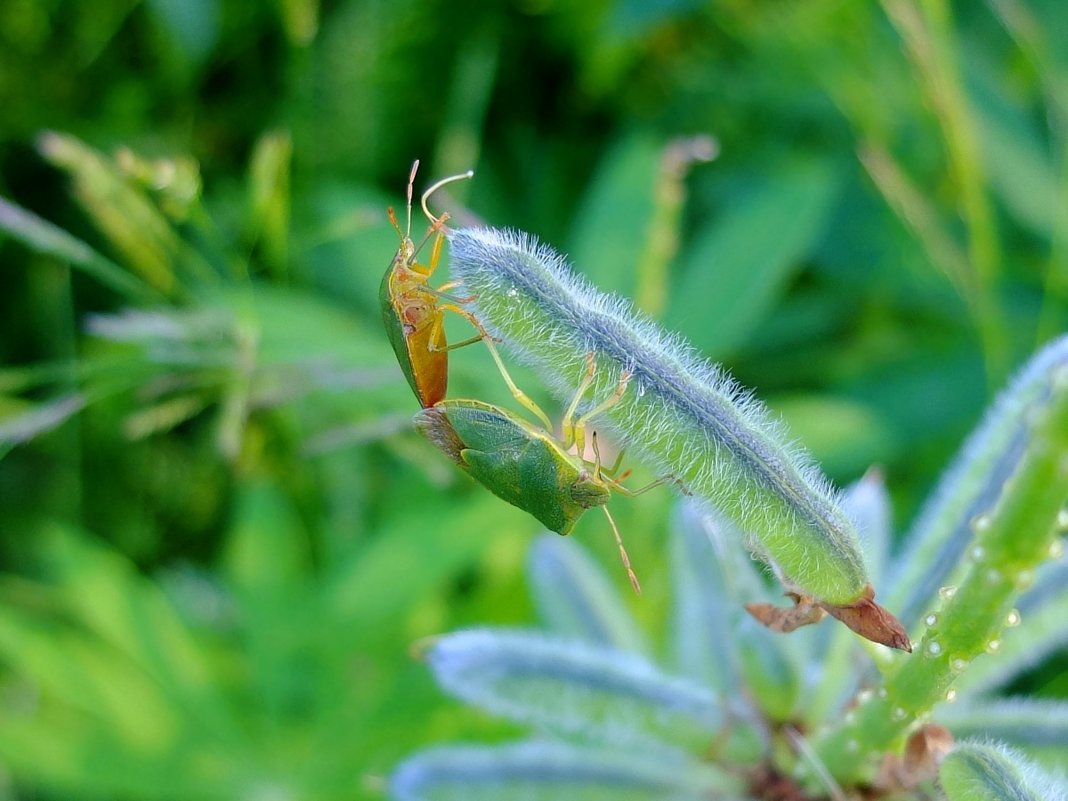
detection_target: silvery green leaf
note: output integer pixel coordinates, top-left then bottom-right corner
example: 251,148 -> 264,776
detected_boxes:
390,739 -> 744,801
670,501 -> 810,726
887,334 -> 1068,629
842,469 -> 892,586
426,629 -> 739,753
938,698 -> 1068,748
940,741 -> 1067,801
735,616 -> 800,723
1016,558 -> 1068,616
670,502 -> 734,693
527,534 -> 649,656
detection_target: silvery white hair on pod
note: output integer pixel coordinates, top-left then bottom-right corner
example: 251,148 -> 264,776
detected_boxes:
447,226 -> 869,606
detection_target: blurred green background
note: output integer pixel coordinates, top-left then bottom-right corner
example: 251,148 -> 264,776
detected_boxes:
1,0 -> 1066,798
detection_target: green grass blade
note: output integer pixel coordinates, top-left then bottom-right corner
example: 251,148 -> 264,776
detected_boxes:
0,196 -> 160,301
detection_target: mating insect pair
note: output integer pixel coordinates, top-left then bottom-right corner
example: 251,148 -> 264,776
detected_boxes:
381,161 -> 656,593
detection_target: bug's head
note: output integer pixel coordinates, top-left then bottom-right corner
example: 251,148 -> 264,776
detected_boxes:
570,472 -> 611,510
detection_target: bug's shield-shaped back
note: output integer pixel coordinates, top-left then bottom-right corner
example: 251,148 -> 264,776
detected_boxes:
415,399 -> 607,536
381,269 -> 448,408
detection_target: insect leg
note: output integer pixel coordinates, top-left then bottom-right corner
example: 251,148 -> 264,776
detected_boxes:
561,353 -> 596,451
431,280 -> 477,304
603,473 -> 674,498
438,304 -> 554,432
603,444 -> 627,478
570,364 -> 632,458
591,432 -> 675,497
406,214 -> 449,277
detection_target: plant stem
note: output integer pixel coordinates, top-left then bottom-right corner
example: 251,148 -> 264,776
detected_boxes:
813,373 -> 1068,783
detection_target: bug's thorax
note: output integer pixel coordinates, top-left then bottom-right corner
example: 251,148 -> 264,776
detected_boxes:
387,255 -> 438,331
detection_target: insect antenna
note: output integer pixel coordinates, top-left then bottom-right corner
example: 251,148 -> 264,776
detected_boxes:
421,168 -> 475,227
404,159 -> 419,237
602,505 -> 641,595
387,159 -> 421,244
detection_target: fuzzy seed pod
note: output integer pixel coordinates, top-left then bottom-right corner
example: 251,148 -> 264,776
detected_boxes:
448,227 -> 894,630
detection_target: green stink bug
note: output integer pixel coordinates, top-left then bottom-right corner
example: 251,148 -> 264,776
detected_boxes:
415,355 -> 665,594
381,161 -> 551,428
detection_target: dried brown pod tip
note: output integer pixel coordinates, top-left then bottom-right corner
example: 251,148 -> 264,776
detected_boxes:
818,584 -> 912,652
745,585 -> 911,652
744,592 -> 827,633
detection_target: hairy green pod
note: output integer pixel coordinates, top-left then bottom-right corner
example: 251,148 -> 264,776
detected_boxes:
448,227 -> 867,606
940,742 -> 1065,801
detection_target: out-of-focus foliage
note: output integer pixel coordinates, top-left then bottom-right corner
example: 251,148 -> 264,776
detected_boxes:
0,0 -> 1066,798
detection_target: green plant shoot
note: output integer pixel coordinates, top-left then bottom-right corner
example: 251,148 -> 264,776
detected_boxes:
380,162 -> 549,426
415,355 -> 661,594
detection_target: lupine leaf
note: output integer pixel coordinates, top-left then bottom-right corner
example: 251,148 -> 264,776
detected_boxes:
425,629 -> 742,754
815,368 -> 1068,782
527,534 -> 649,656
390,739 -> 743,801
669,500 -> 770,697
938,698 -> 1068,748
